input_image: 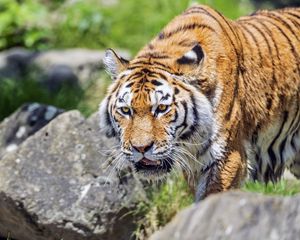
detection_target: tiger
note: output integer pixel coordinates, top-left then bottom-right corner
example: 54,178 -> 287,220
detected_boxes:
99,4 -> 300,201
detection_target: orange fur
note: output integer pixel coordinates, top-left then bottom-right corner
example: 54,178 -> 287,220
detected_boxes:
100,4 -> 300,200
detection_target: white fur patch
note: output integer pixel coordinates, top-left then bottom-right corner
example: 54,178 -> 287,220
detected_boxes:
184,50 -> 198,61
150,79 -> 173,105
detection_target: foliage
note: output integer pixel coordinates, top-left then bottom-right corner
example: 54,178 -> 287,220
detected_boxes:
243,180 -> 300,196
133,175 -> 193,239
0,0 -> 51,50
51,0 -> 110,50
52,0 -> 254,54
0,0 -> 254,53
131,175 -> 300,239
0,78 -> 84,120
252,0 -> 300,8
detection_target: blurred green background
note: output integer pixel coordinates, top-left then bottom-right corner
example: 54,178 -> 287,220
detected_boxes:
0,0 -> 299,121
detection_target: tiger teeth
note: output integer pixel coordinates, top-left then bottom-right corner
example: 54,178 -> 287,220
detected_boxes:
140,158 -> 161,166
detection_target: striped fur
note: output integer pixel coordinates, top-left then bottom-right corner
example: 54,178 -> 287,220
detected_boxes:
99,4 -> 300,200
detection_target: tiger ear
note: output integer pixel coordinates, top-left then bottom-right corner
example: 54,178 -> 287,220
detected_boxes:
177,44 -> 204,65
103,49 -> 129,79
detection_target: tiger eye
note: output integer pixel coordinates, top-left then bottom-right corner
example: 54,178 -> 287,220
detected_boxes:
158,104 -> 167,111
121,107 -> 130,114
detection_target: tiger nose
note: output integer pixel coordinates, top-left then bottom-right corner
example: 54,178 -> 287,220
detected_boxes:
132,142 -> 154,153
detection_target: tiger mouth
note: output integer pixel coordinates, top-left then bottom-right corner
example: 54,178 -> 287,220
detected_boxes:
134,157 -> 173,173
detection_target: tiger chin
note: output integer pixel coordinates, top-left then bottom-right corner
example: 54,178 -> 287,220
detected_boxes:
99,4 -> 300,201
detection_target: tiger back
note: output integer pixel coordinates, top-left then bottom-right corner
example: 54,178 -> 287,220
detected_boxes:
99,4 -> 300,200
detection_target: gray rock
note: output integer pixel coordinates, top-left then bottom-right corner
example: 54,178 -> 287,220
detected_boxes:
150,191 -> 300,240
0,103 -> 64,159
0,48 -> 130,90
32,49 -> 110,87
40,64 -> 80,92
0,110 -> 145,240
0,48 -> 36,80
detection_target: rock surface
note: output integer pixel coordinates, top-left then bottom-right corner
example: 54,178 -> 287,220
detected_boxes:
0,103 -> 64,158
0,110 -> 144,240
0,48 -> 130,90
150,191 -> 300,240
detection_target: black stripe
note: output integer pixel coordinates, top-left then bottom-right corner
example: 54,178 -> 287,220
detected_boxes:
285,12 -> 300,21
177,39 -> 195,47
225,66 -> 240,120
266,97 -> 273,110
148,43 -> 154,50
285,14 -> 300,31
151,80 -> 163,86
158,32 -> 165,39
127,64 -> 172,74
279,106 -> 299,169
291,100 -> 300,151
180,94 -> 200,140
161,93 -> 170,101
158,23 -> 215,40
262,12 -> 300,42
125,82 -> 134,88
114,81 -> 123,99
177,44 -> 204,65
241,23 -> 263,66
152,61 -> 173,70
245,21 -> 276,86
183,9 -> 204,16
257,16 -> 300,73
175,82 -> 192,94
190,6 -> 240,61
176,101 -> 188,135
152,71 -> 167,80
238,23 -> 252,52
214,7 -> 244,54
137,52 -> 170,59
170,110 -> 178,123
119,73 -> 128,80
191,6 -> 241,120
289,10 -> 300,18
128,60 -> 149,66
191,94 -> 199,122
180,125 -> 195,140
255,20 -> 281,63
267,111 -> 288,171
105,97 -> 116,138
177,56 -> 195,65
128,60 -> 172,71
288,103 -> 300,137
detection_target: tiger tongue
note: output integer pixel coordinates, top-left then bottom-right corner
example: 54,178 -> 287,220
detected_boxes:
140,158 -> 161,166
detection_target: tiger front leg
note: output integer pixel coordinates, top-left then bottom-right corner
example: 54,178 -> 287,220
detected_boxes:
195,151 -> 247,201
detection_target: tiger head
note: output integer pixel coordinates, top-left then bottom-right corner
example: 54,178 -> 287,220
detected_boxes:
99,7 -> 237,179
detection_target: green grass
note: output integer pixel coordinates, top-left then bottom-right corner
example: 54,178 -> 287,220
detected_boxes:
132,175 -> 193,239
243,180 -> 300,196
0,78 -> 83,121
131,177 -> 300,239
